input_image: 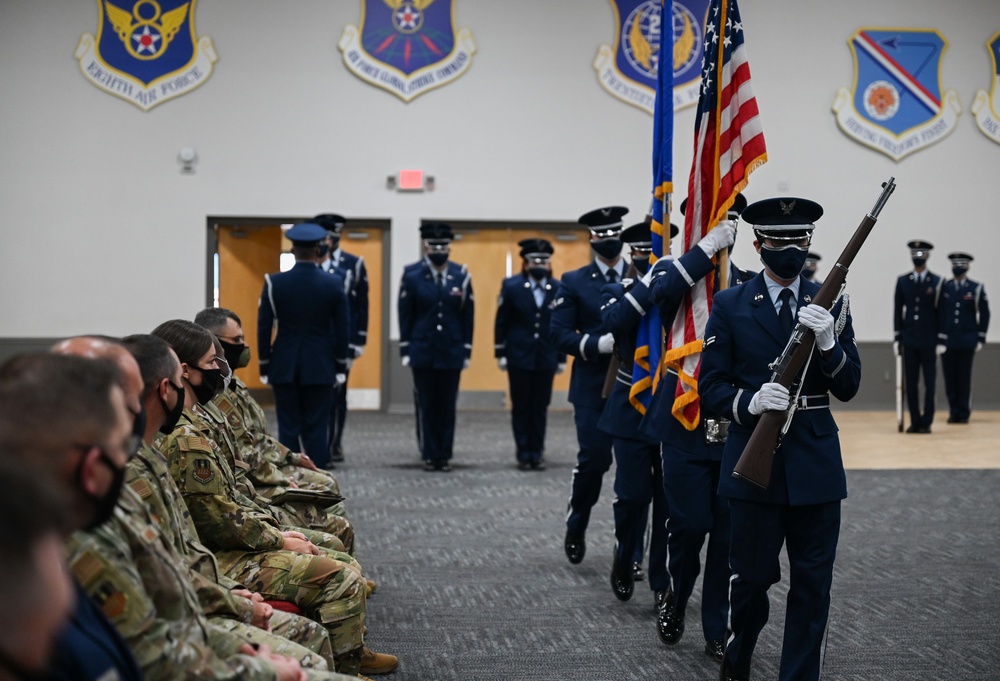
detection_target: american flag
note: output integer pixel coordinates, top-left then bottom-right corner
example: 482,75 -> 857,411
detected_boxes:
629,0 -> 673,414
665,0 -> 767,429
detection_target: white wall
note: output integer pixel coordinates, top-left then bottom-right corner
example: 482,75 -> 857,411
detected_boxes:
0,0 -> 997,341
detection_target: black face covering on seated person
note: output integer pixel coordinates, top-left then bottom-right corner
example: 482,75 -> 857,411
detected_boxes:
187,365 -> 224,404
760,244 -> 809,280
219,339 -> 251,370
159,381 -> 186,435
77,447 -> 127,530
591,239 -> 623,260
428,252 -> 449,267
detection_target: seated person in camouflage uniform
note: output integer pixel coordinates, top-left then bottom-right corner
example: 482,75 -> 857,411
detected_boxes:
150,321 -> 396,677
195,307 -> 346,501
54,336 -> 351,677
0,353 -> 327,681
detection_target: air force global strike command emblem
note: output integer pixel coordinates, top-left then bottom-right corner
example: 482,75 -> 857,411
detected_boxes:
832,28 -> 960,161
75,0 -> 217,111
339,0 -> 477,102
971,31 -> 1000,145
593,0 -> 709,114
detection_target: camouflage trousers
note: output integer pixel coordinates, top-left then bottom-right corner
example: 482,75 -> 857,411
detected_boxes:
282,464 -> 343,499
218,546 -> 366,675
270,502 -> 355,556
209,612 -> 332,670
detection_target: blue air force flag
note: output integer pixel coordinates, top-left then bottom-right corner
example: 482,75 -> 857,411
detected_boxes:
593,0 -> 710,114
832,28 -> 961,161
339,0 -> 476,102
972,31 -> 1000,145
75,0 -> 217,111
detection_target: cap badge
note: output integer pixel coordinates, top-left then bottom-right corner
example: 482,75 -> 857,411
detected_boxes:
779,199 -> 796,215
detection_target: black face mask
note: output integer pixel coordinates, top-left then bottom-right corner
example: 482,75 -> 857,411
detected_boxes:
631,257 -> 650,275
158,380 -> 186,435
591,239 -> 623,260
317,243 -> 330,258
527,266 -> 550,281
131,403 -> 147,442
187,364 -> 223,404
912,257 -> 927,268
952,267 -> 968,277
219,339 -> 251,370
428,252 -> 449,267
77,446 -> 127,531
760,244 -> 809,280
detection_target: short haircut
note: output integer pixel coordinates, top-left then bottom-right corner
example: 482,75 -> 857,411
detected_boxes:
292,243 -> 319,260
151,319 -> 215,367
122,334 -> 179,398
0,353 -> 118,471
194,307 -> 242,334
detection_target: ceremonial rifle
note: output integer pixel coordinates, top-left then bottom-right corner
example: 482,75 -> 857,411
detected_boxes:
732,177 -> 896,489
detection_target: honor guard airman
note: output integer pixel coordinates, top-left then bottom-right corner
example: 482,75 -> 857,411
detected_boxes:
494,238 -> 565,470
639,195 -> 751,662
398,222 -> 474,472
938,251 -> 990,423
550,206 -> 630,565
802,251 -> 822,283
314,214 -> 370,464
258,222 -> 351,469
894,240 -> 943,433
699,197 -> 861,681
596,221 -> 669,603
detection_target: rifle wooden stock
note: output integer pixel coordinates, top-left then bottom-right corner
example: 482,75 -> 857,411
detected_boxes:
732,177 -> 896,489
601,262 -> 638,400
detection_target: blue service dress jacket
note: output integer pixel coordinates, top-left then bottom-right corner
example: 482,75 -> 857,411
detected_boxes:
549,261 -> 619,409
894,270 -> 943,348
494,273 -> 565,371
257,261 -> 350,384
324,249 -> 370,352
637,249 -> 754,453
398,260 -> 474,370
938,278 -> 990,350
699,273 -> 862,506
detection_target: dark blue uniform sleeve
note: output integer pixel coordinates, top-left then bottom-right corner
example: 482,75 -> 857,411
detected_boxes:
353,257 -> 370,349
332,276 -> 351,374
257,275 -> 275,377
462,271 -> 475,361
979,285 -> 990,343
893,276 -> 904,344
600,281 -> 652,334
647,247 -> 715,306
550,278 -> 601,361
397,272 -> 414,360
494,280 -> 510,360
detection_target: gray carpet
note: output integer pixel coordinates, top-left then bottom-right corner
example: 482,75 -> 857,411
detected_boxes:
292,410 -> 1000,680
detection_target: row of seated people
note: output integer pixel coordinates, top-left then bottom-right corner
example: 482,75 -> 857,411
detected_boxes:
0,308 -> 397,681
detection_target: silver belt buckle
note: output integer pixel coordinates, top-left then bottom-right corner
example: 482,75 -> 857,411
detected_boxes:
704,418 -> 730,444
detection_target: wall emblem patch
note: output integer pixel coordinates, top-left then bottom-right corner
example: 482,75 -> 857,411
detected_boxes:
339,0 -> 476,102
832,28 -> 960,161
972,31 -> 1000,145
593,0 -> 710,114
75,0 -> 217,111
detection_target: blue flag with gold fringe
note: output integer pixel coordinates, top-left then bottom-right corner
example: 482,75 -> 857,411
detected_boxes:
629,0 -> 673,414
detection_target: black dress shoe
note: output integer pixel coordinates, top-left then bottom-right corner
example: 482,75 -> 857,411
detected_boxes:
437,461 -> 452,472
531,457 -> 546,471
631,562 -> 645,582
918,425 -> 932,433
905,424 -> 921,433
610,554 -> 634,602
653,589 -> 669,613
719,656 -> 750,681
517,460 -> 532,471
947,416 -> 959,424
564,531 -> 586,564
704,639 -> 725,662
656,590 -> 685,645
423,460 -> 435,472
330,446 -> 345,463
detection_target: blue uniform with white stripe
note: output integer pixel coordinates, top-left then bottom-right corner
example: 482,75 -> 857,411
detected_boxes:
938,277 -> 990,422
699,272 -> 861,681
894,270 -> 943,430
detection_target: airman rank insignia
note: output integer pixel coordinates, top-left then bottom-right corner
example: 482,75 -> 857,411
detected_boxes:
593,0 -> 710,114
192,457 -> 215,484
339,0 -> 476,102
971,31 -> 1000,145
832,28 -> 960,161
75,0 -> 217,111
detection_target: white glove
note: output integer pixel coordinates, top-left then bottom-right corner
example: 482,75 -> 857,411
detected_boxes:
259,375 -> 269,385
748,382 -> 790,415
976,342 -> 983,352
401,356 -> 410,367
345,358 -> 355,370
936,344 -> 947,355
597,333 -> 615,354
351,345 -> 364,359
556,363 -> 566,375
697,221 -> 736,257
497,357 -> 507,371
334,373 -> 346,386
463,359 -> 471,370
893,341 -> 900,356
798,303 -> 836,351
